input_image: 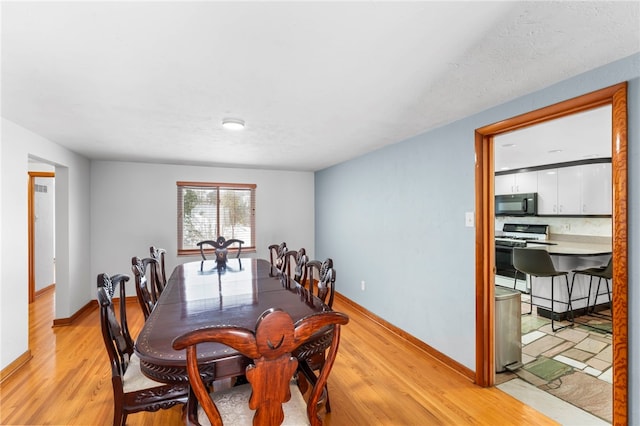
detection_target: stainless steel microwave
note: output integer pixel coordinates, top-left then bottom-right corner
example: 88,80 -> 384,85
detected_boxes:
495,193 -> 537,216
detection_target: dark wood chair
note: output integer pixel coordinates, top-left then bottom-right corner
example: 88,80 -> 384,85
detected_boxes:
284,247 -> 308,284
295,258 -> 337,410
149,245 -> 167,291
172,308 -> 349,426
305,258 -> 336,309
197,237 -> 244,268
268,242 -> 288,274
131,256 -> 162,320
97,273 -> 188,426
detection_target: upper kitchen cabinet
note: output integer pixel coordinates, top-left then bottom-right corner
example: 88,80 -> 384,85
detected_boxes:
495,171 -> 537,195
536,169 -> 558,214
536,162 -> 611,216
580,163 -> 612,215
537,166 -> 581,214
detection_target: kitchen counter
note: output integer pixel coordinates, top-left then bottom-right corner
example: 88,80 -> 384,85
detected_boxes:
527,238 -> 612,256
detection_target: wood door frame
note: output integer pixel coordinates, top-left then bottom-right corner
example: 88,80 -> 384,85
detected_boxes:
474,83 -> 628,423
28,171 -> 55,303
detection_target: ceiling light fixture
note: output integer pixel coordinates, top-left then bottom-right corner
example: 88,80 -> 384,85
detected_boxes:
222,118 -> 245,130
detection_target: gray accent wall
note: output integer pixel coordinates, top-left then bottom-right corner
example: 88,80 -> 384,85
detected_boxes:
315,53 -> 639,422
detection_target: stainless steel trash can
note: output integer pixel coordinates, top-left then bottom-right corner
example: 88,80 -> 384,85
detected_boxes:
495,286 -> 522,373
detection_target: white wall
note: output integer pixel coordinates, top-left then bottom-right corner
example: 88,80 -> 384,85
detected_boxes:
90,161 -> 315,298
0,123 -> 3,370
1,118 -> 91,371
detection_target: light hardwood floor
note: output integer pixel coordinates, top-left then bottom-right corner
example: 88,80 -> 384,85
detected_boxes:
0,287 -> 557,425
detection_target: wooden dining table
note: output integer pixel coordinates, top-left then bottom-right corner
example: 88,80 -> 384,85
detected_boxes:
134,257 -> 332,384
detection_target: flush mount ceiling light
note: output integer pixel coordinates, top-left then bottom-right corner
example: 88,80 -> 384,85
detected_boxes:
222,118 -> 245,130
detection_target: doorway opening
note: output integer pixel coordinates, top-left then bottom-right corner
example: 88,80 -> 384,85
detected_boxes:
28,171 -> 55,304
474,83 -> 628,424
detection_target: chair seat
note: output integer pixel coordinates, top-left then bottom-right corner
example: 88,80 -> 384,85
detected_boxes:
122,353 -> 171,393
512,247 -> 573,332
197,381 -> 310,426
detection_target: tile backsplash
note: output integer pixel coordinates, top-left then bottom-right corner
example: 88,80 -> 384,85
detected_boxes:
495,216 -> 612,238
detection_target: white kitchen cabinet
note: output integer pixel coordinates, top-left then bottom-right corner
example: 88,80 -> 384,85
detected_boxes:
536,163 -> 611,215
536,169 -> 559,214
581,163 -> 612,214
537,166 -> 581,215
557,166 -> 582,215
495,171 -> 537,195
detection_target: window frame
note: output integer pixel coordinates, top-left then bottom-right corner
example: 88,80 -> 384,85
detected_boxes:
177,181 -> 256,256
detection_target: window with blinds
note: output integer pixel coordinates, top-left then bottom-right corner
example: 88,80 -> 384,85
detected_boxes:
177,181 -> 256,255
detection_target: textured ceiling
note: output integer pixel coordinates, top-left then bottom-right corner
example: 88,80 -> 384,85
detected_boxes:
2,1 -> 639,171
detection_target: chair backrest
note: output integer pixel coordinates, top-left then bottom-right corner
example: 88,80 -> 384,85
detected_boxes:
268,242 -> 288,272
97,273 -> 134,385
149,245 -> 167,290
131,256 -> 161,319
305,258 -> 336,308
512,248 -> 559,277
172,308 -> 349,426
197,237 -> 244,264
601,257 -> 613,278
284,248 -> 308,284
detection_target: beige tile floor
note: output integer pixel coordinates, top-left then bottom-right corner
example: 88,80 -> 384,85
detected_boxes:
496,295 -> 613,424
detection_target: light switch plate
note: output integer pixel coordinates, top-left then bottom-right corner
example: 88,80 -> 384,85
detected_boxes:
465,212 -> 474,227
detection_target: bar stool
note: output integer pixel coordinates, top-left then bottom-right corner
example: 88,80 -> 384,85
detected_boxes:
513,247 -> 573,332
571,257 -> 612,315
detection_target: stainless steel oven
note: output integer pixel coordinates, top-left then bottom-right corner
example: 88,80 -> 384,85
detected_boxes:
495,240 -> 526,281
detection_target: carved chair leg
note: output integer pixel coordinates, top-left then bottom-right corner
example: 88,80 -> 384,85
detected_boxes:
315,356 -> 331,413
324,385 -> 331,413
186,387 -> 200,426
113,401 -> 124,426
297,371 -> 309,394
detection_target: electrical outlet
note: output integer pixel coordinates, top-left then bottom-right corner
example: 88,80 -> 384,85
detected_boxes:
562,223 -> 571,232
361,280 -> 366,291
